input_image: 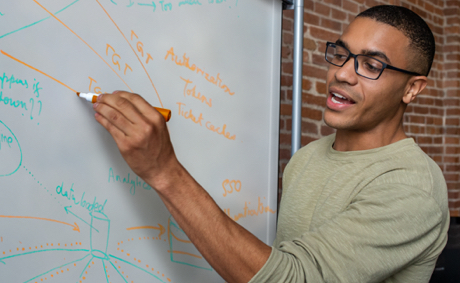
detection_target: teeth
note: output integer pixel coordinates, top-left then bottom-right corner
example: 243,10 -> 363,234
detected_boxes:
331,96 -> 344,104
332,93 -> 346,100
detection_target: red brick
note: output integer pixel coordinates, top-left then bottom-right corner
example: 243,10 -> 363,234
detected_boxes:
417,136 -> 433,144
413,106 -> 430,114
303,64 -> 328,80
445,127 -> 460,135
310,26 -> 340,41
331,8 -> 347,21
279,133 -> 292,145
304,37 -> 317,51
446,118 -> 460,126
282,62 -> 293,74
321,125 -> 336,136
282,31 -> 294,45
279,148 -> 291,161
445,156 -> 460,164
447,108 -> 460,116
301,107 -> 323,121
304,11 -> 320,26
301,135 -> 317,147
283,9 -> 294,20
448,191 -> 460,200
304,0 -> 314,11
315,81 -> 327,95
312,53 -> 328,67
409,115 -> 425,124
321,18 -> 342,32
281,46 -> 292,59
301,120 -> 319,135
446,147 -> 460,154
446,137 -> 460,144
324,0 -> 342,7
303,78 -> 313,91
278,0 -> 460,212
315,2 -> 331,16
426,146 -> 444,155
343,0 -> 359,13
446,165 -> 460,172
280,103 -> 293,116
303,92 -> 327,107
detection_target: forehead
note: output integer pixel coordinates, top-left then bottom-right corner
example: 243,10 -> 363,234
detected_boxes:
339,17 -> 410,65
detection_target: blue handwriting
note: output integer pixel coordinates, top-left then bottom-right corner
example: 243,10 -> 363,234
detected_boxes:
108,167 -> 152,195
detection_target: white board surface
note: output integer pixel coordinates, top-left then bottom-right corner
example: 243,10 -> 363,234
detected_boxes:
0,1 -> 281,282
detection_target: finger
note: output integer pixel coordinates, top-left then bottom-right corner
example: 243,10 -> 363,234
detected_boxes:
94,110 -> 128,147
116,91 -> 166,124
93,100 -> 139,137
97,92 -> 146,126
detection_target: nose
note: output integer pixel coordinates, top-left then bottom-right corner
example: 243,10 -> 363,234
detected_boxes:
333,56 -> 358,85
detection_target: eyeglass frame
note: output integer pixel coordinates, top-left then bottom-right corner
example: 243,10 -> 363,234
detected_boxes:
325,42 -> 423,80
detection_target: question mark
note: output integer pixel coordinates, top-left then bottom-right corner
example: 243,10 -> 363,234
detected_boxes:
29,98 -> 34,120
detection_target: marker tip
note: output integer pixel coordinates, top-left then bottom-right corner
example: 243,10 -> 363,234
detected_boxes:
76,92 -> 80,97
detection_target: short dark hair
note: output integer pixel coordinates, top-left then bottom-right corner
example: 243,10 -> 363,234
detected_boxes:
357,5 -> 435,76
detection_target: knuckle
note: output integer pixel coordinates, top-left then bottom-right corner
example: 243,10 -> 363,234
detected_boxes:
129,93 -> 145,105
115,97 -> 130,108
110,112 -> 119,122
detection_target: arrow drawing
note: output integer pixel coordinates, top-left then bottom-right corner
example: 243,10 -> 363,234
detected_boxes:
0,215 -> 80,232
64,206 -> 99,232
126,224 -> 166,239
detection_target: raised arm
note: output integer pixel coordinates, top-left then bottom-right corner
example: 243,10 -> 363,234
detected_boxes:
92,90 -> 271,283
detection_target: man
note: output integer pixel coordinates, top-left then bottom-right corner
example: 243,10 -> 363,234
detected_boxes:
92,5 -> 449,283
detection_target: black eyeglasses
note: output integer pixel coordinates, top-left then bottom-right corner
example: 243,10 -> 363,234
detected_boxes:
325,42 -> 422,80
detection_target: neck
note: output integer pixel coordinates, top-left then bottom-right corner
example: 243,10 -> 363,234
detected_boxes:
333,123 -> 408,152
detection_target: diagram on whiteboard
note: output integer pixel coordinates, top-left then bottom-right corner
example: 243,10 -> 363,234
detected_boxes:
0,0 -> 280,282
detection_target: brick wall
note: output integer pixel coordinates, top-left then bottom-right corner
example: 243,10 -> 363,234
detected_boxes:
279,0 -> 460,216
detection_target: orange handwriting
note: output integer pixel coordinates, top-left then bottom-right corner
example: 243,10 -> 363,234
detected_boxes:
88,77 -> 103,94
223,197 -> 276,221
222,179 -> 241,197
165,47 -> 234,95
176,102 -> 236,141
106,44 -> 133,75
181,77 -> 212,107
205,121 -> 236,141
131,30 -> 154,64
177,102 -> 204,125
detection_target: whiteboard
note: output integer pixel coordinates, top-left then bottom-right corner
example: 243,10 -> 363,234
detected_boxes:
0,1 -> 281,282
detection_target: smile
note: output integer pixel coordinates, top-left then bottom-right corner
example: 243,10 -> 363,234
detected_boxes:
331,92 -> 355,105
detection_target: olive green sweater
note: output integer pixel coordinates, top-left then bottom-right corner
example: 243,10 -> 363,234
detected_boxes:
250,134 -> 449,283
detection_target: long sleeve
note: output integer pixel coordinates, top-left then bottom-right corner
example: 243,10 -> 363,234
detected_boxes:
249,135 -> 449,283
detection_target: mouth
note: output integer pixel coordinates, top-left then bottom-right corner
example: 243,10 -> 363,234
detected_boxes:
330,92 -> 355,105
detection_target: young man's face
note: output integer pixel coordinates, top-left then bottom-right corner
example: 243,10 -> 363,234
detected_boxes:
324,17 -> 415,133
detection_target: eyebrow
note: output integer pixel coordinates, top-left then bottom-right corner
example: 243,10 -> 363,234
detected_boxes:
335,39 -> 392,64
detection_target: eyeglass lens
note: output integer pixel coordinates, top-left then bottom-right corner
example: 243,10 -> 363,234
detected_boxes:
326,44 -> 384,79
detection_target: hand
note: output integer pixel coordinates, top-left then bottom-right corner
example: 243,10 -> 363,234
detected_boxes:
93,91 -> 270,283
93,91 -> 179,189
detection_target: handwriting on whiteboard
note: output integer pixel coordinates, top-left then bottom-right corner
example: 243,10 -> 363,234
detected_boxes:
223,197 -> 276,221
109,0 -> 236,13
165,47 -> 235,96
0,72 -> 44,124
222,179 -> 241,197
181,77 -> 212,107
177,102 -> 236,140
108,167 -> 152,195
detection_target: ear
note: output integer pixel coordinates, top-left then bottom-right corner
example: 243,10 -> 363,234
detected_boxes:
402,76 -> 428,104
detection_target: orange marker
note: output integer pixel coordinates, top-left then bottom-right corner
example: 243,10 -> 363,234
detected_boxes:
77,92 -> 171,122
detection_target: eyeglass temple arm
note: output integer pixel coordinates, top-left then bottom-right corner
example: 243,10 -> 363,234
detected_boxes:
385,64 -> 423,76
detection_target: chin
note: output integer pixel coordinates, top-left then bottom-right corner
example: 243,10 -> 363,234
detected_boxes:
324,111 -> 358,131
323,110 -> 342,130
